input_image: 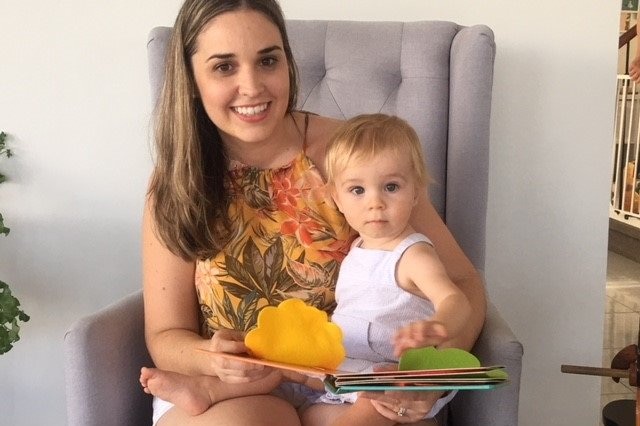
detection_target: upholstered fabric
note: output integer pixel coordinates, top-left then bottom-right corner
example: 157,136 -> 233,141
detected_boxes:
64,20 -> 522,426
64,290 -> 152,425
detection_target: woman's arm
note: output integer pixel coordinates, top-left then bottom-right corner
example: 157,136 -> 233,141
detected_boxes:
408,192 -> 487,351
143,198 -> 216,375
143,198 -> 267,381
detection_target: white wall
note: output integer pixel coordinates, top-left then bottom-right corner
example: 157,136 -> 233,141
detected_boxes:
0,1 -> 618,425
0,2 -> 181,424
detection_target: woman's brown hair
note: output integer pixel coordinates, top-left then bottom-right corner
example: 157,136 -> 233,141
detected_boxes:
148,0 -> 299,260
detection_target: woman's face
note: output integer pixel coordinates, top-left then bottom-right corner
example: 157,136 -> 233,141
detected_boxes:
191,9 -> 290,148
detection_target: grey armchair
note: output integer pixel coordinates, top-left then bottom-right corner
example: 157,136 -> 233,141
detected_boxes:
64,20 -> 523,426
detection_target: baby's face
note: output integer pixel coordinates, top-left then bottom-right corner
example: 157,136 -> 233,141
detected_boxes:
331,149 -> 418,250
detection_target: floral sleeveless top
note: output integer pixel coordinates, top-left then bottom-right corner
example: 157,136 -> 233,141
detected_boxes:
194,125 -> 357,337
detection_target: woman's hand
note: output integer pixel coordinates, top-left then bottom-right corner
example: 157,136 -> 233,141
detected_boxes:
208,329 -> 274,383
358,363 -> 440,422
362,390 -> 438,423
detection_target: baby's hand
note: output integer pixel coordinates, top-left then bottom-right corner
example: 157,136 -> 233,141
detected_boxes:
393,320 -> 448,358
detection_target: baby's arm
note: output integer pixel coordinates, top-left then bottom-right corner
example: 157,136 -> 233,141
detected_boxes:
393,242 -> 472,356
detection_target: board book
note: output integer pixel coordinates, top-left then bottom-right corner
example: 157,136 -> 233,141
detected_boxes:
196,349 -> 508,394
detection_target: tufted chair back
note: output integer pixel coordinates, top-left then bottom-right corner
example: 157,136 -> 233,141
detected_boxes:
147,20 -> 495,271
64,20 -> 522,426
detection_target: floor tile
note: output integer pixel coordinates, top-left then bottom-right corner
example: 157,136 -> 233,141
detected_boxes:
601,251 -> 640,423
602,312 -> 639,349
601,376 -> 634,395
605,295 -> 634,313
608,252 -> 640,283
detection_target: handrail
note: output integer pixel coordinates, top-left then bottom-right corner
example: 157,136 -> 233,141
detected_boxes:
620,24 -> 637,49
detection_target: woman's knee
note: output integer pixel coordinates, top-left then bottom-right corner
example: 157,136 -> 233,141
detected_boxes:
215,395 -> 301,425
157,394 -> 301,426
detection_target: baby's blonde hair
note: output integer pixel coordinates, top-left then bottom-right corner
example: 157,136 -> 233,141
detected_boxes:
325,113 -> 430,188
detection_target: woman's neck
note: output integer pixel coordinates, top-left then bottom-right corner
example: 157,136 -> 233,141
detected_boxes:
223,113 -> 304,169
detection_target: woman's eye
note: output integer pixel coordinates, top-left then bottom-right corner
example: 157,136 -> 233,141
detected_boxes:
349,186 -> 365,195
260,57 -> 278,67
385,183 -> 399,192
214,63 -> 233,73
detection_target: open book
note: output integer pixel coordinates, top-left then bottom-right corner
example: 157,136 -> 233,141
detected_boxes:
197,349 -> 508,394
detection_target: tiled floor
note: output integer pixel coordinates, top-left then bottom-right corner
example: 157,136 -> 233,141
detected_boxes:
601,251 -> 640,418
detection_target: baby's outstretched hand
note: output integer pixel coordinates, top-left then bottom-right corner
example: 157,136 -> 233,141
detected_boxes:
393,320 -> 448,358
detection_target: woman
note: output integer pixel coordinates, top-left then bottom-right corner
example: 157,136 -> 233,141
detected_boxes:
142,0 -> 486,425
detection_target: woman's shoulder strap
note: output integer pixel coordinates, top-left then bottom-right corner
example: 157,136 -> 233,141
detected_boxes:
302,111 -> 310,151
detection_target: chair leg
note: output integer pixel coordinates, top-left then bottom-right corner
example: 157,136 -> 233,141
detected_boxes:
602,399 -> 636,426
636,388 -> 639,426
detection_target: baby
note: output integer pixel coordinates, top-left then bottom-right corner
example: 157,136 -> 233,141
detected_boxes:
303,113 -> 472,424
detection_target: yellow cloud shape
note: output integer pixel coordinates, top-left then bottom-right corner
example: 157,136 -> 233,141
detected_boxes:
245,299 -> 345,370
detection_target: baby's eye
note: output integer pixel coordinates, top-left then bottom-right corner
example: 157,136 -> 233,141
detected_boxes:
349,186 -> 365,196
385,183 -> 400,192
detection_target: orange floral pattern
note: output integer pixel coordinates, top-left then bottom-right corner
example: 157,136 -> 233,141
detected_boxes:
195,152 -> 357,336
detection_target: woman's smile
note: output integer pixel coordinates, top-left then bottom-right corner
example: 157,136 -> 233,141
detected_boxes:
231,102 -> 269,117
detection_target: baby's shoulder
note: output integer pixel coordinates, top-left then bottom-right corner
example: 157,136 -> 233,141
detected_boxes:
401,238 -> 439,266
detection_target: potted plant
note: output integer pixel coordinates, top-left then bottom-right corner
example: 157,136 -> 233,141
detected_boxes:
0,131 -> 29,354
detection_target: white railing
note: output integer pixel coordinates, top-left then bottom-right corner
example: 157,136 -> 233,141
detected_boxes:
611,75 -> 640,225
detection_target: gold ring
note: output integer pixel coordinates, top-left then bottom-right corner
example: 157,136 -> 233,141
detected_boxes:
397,407 -> 407,417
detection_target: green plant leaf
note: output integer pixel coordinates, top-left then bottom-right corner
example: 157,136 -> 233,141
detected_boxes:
0,280 -> 30,354
0,132 -> 26,354
0,131 -> 10,159
0,213 -> 9,236
1,132 -> 10,236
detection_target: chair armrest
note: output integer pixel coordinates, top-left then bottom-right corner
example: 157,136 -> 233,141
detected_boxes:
473,301 -> 524,366
449,301 -> 523,426
64,290 -> 153,426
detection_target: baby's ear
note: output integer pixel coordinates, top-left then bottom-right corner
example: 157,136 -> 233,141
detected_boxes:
329,186 -> 343,212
